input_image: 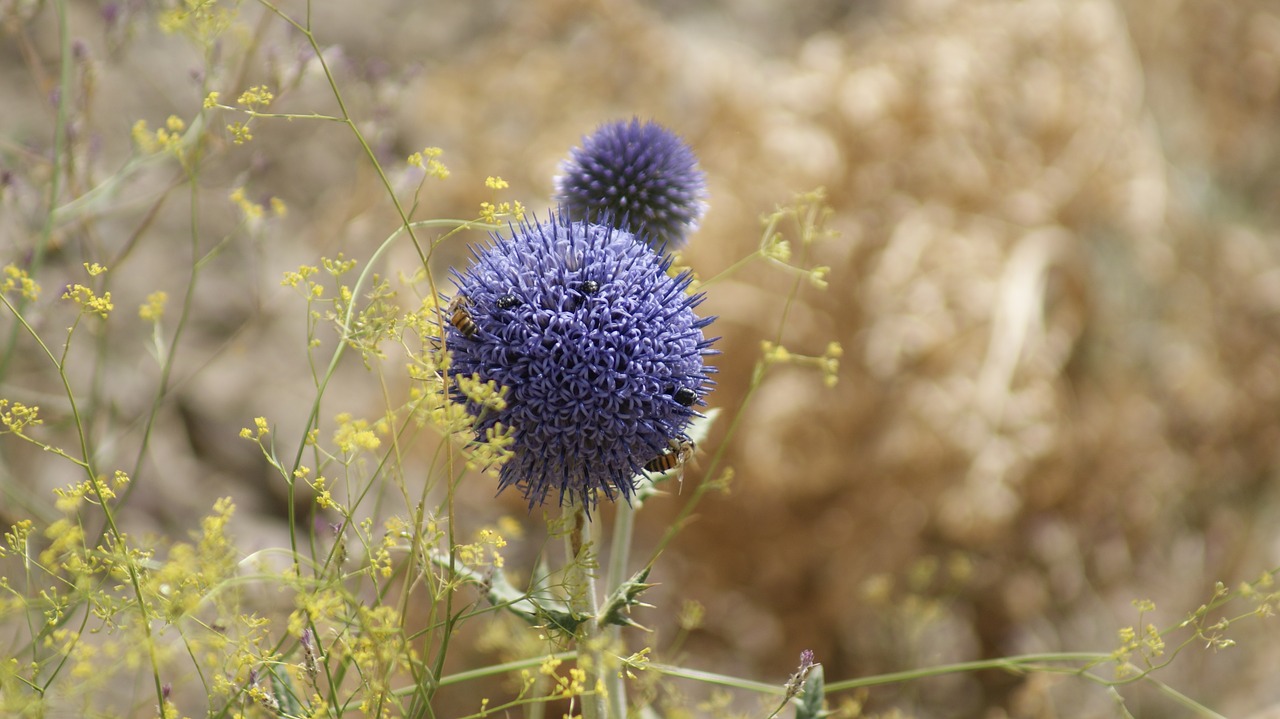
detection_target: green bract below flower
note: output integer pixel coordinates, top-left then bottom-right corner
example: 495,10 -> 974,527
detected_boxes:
555,118 -> 708,252
445,212 -> 717,510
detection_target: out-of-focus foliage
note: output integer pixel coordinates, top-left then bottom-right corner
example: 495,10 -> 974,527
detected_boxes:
3,0 -> 1280,716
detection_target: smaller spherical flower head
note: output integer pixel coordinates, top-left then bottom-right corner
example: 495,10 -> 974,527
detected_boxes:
554,118 -> 708,252
444,212 -> 717,510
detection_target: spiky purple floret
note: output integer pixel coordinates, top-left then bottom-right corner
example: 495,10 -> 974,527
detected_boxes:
445,212 -> 717,509
554,118 -> 708,252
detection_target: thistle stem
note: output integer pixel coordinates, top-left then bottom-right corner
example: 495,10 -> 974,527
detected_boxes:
564,500 -> 607,719
602,501 -> 636,718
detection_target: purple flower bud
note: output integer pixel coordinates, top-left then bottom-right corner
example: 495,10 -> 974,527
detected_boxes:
555,119 -> 708,252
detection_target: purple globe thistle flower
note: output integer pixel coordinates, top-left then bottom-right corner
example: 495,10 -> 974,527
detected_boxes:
444,211 -> 716,509
554,118 -> 708,252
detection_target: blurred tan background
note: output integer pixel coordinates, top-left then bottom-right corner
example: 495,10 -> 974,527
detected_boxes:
4,0 -> 1280,716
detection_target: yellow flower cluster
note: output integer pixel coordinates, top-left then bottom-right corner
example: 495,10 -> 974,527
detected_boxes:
51,471 -> 129,513
40,515 -> 88,576
200,85 -> 275,144
1110,598 -> 1168,677
1,519 -> 34,559
229,187 -> 286,220
62,284 -> 113,319
239,416 -> 270,440
763,236 -> 792,262
457,527 -> 509,569
478,199 -> 526,224
539,655 -> 590,701
1,264 -> 40,300
1112,623 -> 1166,676
345,277 -> 402,362
407,146 -> 450,180
471,422 -> 515,476
131,116 -> 189,161
322,253 -> 358,277
0,399 -> 41,436
754,188 -> 836,290
236,85 -> 274,108
332,412 -> 385,455
760,340 -> 843,388
435,375 -> 515,473
139,291 -> 168,322
157,0 -> 236,45
281,263 -> 320,289
145,498 -> 237,622
455,374 -> 508,412
337,604 -> 408,712
226,121 -> 252,145
307,472 -> 337,511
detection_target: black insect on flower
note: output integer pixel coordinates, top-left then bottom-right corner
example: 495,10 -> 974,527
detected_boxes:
671,386 -> 698,407
444,211 -> 717,510
554,118 -> 708,252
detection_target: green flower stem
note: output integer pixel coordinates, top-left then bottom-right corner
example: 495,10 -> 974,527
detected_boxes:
1145,677 -> 1229,719
564,500 -> 606,719
0,0 -> 72,380
1,282 -> 166,709
640,650 -> 1233,712
822,652 -> 1111,692
643,653 -> 1113,696
435,652 -> 575,689
602,501 -> 636,718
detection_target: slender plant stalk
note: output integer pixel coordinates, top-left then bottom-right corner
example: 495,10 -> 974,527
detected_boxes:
0,0 -> 72,379
602,501 -> 636,718
564,500 -> 607,719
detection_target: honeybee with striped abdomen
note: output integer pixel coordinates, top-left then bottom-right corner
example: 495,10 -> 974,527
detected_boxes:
447,294 -> 478,338
644,438 -> 696,492
644,438 -> 695,474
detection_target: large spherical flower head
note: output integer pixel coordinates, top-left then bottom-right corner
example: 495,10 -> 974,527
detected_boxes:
445,213 -> 716,510
554,118 -> 708,252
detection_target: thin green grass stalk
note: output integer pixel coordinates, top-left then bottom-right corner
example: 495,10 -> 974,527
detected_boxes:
641,648 -> 1230,717
650,198 -> 824,560
1146,677 -> 1229,719
822,653 -> 1112,692
1108,686 -> 1139,719
275,217 -> 489,569
396,652 -> 579,719
429,429 -> 464,715
118,60 -> 227,513
1,294 -> 168,710
0,0 -> 72,380
241,7 -> 440,620
112,183 -> 201,511
642,661 -> 787,696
